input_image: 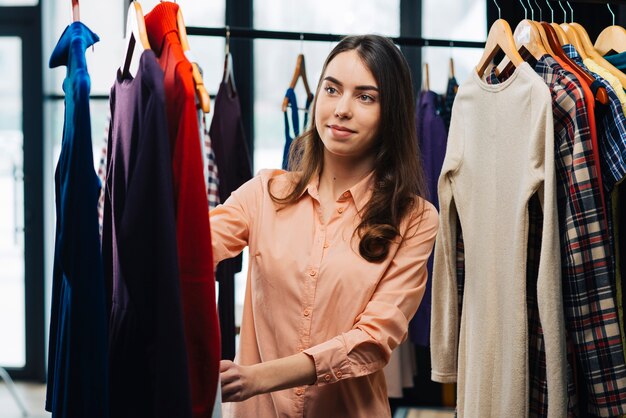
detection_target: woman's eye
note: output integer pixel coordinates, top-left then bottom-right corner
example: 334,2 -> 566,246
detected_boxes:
325,86 -> 337,95
359,94 -> 375,102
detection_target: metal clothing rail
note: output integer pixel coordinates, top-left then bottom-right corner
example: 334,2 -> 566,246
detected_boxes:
549,0 -> 626,3
186,26 -> 486,49
44,27 -> 484,102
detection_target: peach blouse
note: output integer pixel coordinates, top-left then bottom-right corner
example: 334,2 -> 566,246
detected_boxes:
210,169 -> 438,418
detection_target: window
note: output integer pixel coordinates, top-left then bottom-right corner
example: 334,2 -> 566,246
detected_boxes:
0,37 -> 25,368
421,0 -> 486,92
0,0 -> 37,5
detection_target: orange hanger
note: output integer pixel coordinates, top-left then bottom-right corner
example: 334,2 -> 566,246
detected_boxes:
71,0 -> 79,22
282,52 -> 313,112
423,63 -> 430,90
164,1 -> 211,113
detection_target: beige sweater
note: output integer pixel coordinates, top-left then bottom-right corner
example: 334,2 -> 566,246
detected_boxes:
430,63 -> 567,418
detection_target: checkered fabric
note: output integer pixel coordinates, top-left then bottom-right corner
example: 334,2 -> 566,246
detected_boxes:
96,116 -> 109,238
564,45 -> 626,192
201,113 -> 220,210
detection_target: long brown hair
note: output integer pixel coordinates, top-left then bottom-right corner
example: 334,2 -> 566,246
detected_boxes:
271,34 -> 428,262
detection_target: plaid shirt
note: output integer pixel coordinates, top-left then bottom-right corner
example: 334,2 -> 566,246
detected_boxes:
481,56 -> 626,416
202,112 -> 221,209
564,44 -> 626,191
97,118 -> 109,238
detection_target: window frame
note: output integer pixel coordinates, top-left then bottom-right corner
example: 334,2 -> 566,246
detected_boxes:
0,4 -> 45,382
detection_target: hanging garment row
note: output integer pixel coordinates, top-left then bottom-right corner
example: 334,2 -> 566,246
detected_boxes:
44,0 -> 259,416
382,61 -> 459,402
430,2 -> 626,417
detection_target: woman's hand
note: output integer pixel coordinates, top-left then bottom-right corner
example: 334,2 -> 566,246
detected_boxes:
220,360 -> 261,402
220,353 -> 316,402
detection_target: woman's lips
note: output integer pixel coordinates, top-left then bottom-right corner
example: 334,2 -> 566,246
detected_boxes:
328,125 -> 356,138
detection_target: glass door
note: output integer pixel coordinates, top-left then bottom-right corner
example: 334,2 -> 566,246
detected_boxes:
0,4 -> 45,381
0,36 -> 26,369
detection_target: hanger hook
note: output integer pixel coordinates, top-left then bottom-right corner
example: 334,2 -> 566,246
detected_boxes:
566,1 -> 573,22
526,0 -> 534,21
225,25 -> 230,56
519,0 -> 528,20
300,33 -> 304,54
545,0 -> 554,23
608,4 -> 616,26
493,0 -> 501,20
533,0 -> 542,21
557,1 -> 567,22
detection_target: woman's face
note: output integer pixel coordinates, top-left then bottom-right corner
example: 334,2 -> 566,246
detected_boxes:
314,50 -> 381,163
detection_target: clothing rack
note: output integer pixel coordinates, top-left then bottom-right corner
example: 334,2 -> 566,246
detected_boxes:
549,0 -> 626,4
44,26 -> 484,103
186,26 -> 486,49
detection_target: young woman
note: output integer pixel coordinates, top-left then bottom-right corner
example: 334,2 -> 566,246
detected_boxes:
210,34 -> 439,417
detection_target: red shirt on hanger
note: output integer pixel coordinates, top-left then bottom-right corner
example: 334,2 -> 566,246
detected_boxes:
145,3 -> 220,417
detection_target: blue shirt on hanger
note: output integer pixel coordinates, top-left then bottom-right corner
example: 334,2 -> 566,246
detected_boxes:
46,22 -> 108,418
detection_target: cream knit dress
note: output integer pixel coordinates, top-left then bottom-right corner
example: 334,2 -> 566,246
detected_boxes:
430,62 -> 567,418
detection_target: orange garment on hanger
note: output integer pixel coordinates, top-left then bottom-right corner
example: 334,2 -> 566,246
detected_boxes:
145,3 -> 220,417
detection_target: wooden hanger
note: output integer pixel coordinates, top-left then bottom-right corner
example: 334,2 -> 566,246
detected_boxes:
170,1 -> 211,113
595,4 -> 626,56
534,21 -> 555,56
476,19 -> 524,77
282,53 -> 313,112
423,63 -> 430,90
541,0 -> 569,44
521,0 -> 554,55
71,0 -> 80,22
541,21 -> 609,105
121,1 -> 151,78
190,64 -> 210,113
550,22 -> 569,45
516,19 -> 549,59
496,19 -> 547,76
561,23 -> 589,59
570,21 -> 626,86
595,26 -> 626,56
449,57 -> 455,78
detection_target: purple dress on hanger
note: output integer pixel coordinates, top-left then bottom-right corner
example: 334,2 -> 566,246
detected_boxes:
410,90 -> 448,347
102,50 -> 192,418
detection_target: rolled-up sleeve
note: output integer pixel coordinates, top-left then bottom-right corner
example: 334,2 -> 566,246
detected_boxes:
209,174 -> 262,268
303,203 -> 439,385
